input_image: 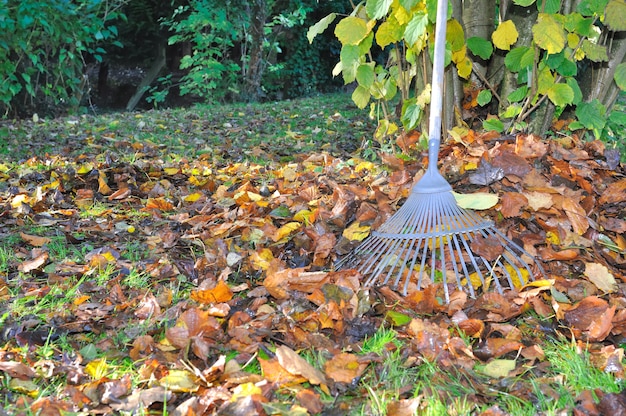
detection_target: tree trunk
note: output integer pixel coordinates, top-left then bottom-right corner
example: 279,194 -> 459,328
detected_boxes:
242,0 -> 267,102
126,45 -> 166,111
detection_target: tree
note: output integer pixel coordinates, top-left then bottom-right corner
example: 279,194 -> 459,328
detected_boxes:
308,0 -> 626,147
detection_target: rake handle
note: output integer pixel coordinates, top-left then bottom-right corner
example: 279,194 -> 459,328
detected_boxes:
428,0 -> 448,172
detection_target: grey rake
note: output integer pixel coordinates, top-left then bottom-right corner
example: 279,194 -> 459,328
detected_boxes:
336,0 -> 545,303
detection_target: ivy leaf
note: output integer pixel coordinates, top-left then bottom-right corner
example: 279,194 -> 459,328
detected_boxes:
335,16 -> 369,45
532,13 -> 566,54
615,62 -> 626,91
352,85 -> 371,109
307,13 -> 337,44
376,18 -> 404,48
605,0 -> 626,31
467,36 -> 493,60
366,0 -> 393,20
547,83 -> 574,106
404,11 -> 428,47
492,20 -> 518,51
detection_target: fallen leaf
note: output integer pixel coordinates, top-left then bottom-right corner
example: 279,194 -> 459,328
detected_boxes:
20,232 -> 51,247
477,359 -> 516,378
454,192 -> 499,210
324,353 -> 368,383
584,262 -> 617,293
191,280 -> 233,304
276,345 -> 327,388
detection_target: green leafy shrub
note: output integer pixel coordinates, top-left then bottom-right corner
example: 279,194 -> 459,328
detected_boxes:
159,0 -> 242,101
0,0 -> 124,117
309,0 -> 626,147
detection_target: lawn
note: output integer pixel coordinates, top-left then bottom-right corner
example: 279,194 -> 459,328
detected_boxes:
0,92 -> 625,415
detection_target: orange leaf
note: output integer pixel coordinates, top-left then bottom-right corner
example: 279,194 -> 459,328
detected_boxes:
145,197 -> 174,211
190,280 -> 233,304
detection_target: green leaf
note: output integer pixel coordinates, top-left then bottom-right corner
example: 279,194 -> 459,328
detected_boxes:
356,64 -> 375,88
453,192 -> 499,210
605,0 -> 626,30
556,58 -> 577,77
270,206 -> 292,218
483,118 -> 504,132
385,310 -> 412,326
566,77 -> 583,104
576,0 -> 609,16
547,83 -> 574,106
400,0 -> 420,9
477,359 -> 517,378
466,36 -> 493,60
513,0 -> 536,5
532,13 -> 566,54
615,62 -> 626,91
502,104 -> 523,118
307,13 -> 337,43
477,90 -> 492,106
335,16 -> 369,45
492,20 -> 518,50
352,85 -> 371,109
538,0 -> 562,14
366,0 -> 393,20
581,39 -> 608,62
376,18 -> 404,48
507,86 -> 529,102
504,46 -> 534,71
340,45 -> 361,83
401,98 -> 423,131
576,99 -> 606,138
404,11 -> 428,46
564,13 -> 595,37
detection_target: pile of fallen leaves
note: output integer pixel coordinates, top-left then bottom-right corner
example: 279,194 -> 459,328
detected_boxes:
0,127 -> 625,414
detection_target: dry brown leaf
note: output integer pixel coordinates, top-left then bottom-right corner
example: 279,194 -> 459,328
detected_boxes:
275,345 -> 327,387
598,178 -> 626,205
386,398 -> 422,416
584,262 -> 617,293
323,353 -> 368,383
499,192 -> 528,218
562,198 -> 589,235
20,232 -> 51,247
18,251 -> 49,273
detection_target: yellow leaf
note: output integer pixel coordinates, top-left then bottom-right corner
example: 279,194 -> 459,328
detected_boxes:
85,358 -> 109,379
159,369 -> 199,393
274,222 -> 302,242
183,192 -> 203,202
532,13 -> 566,54
456,56 -> 472,79
342,222 -> 371,241
453,192 -> 498,210
492,20 -> 518,50
355,161 -> 375,172
164,167 -> 180,175
247,191 -> 263,202
11,194 -> 30,208
231,382 -> 263,402
76,163 -> 94,175
251,248 -> 274,270
293,209 -> 316,224
546,231 -> 560,245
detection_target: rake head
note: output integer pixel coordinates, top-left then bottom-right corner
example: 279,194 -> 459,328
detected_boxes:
336,175 -> 545,303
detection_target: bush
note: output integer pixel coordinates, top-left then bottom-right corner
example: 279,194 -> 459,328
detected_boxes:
0,0 -> 124,117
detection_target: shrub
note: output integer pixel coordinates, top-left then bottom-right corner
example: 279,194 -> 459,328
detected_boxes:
0,0 -> 125,117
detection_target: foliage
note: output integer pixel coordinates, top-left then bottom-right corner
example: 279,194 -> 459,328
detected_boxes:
159,0 -> 243,101
309,0 -> 626,147
0,0 -> 125,117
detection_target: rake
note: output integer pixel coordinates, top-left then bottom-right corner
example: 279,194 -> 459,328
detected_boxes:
337,0 -> 545,303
